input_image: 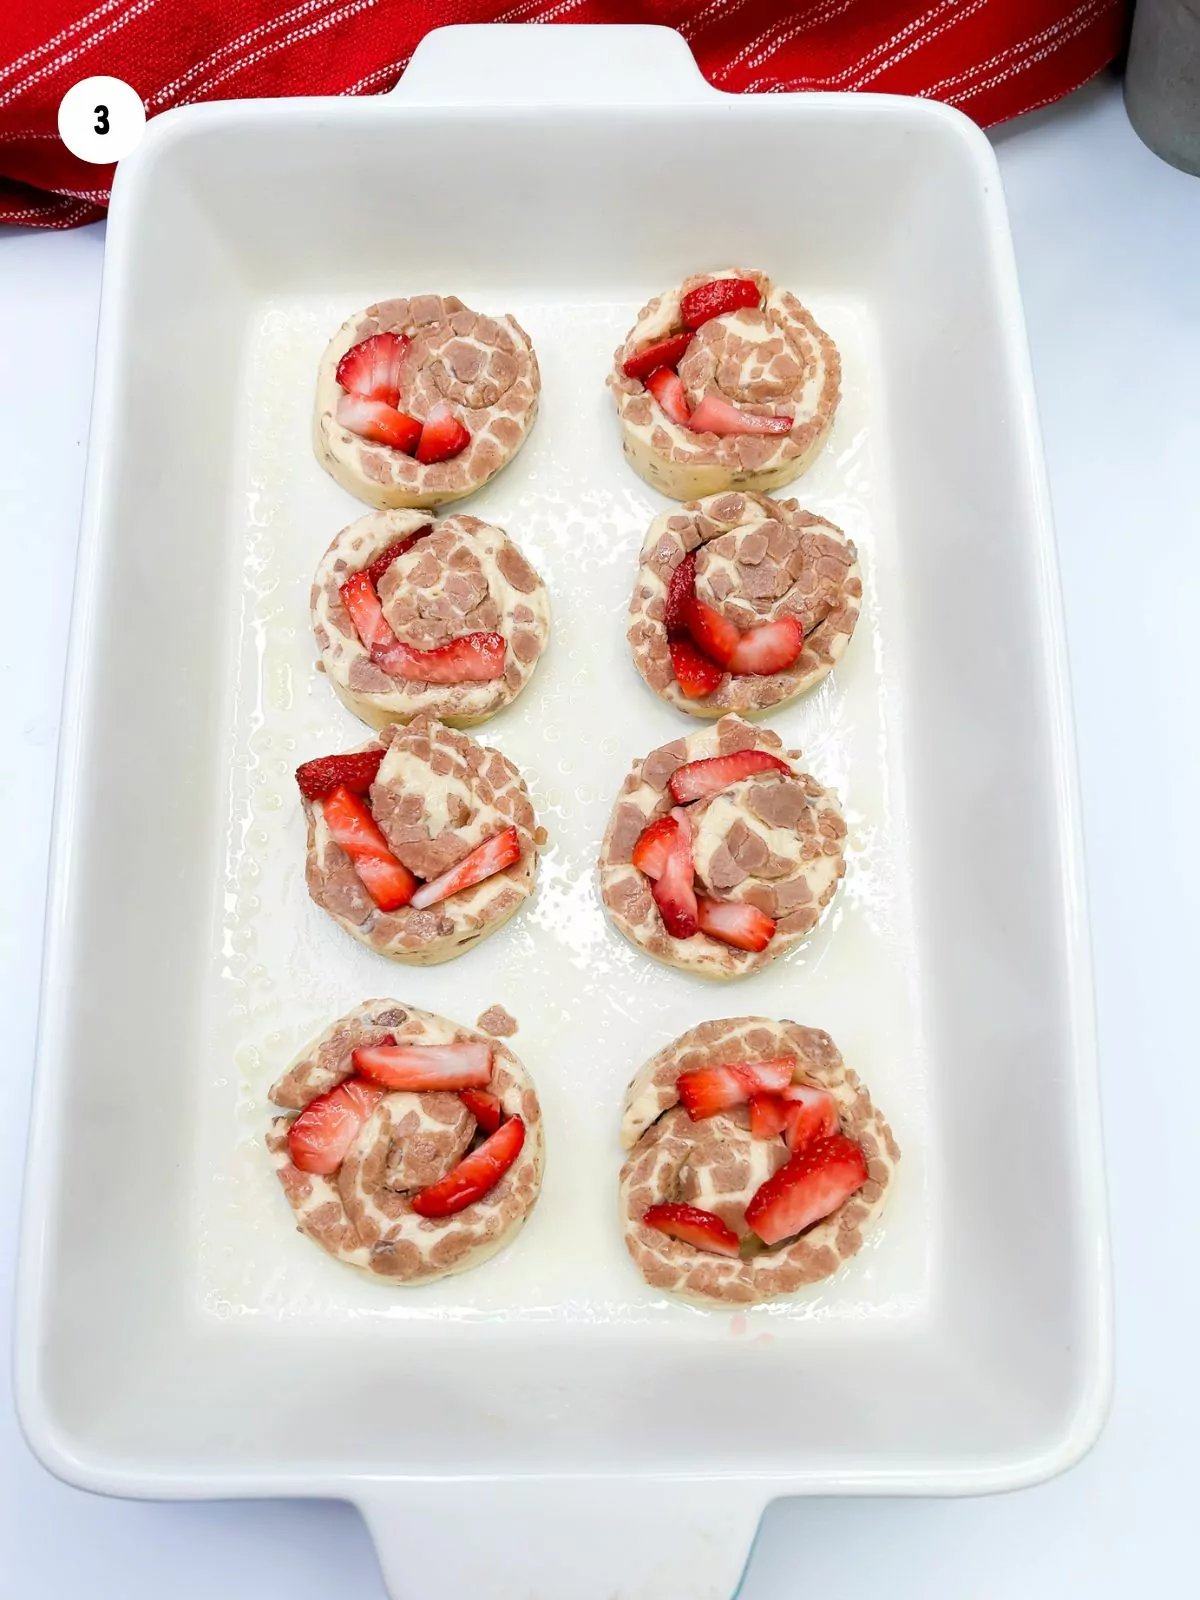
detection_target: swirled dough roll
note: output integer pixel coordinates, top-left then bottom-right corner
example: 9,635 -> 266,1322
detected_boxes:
609,269 -> 839,500
312,509 -> 550,730
314,295 -> 540,509
628,492 -> 861,717
598,716 -> 845,980
300,715 -> 539,965
619,1017 -> 897,1307
268,1000 -> 544,1283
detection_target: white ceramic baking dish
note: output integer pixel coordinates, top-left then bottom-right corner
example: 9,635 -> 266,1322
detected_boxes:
15,23 -> 1111,1599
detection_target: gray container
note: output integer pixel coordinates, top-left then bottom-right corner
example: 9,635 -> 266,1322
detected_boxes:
1125,0 -> 1200,174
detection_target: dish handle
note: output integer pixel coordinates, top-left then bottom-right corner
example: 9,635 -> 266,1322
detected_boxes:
358,1478 -> 764,1599
390,22 -> 719,107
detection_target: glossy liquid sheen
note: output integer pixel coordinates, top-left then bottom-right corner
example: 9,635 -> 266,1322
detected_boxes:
194,293 -> 932,1334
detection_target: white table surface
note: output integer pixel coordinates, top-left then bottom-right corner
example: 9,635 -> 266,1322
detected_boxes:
2,70 -> 1196,1598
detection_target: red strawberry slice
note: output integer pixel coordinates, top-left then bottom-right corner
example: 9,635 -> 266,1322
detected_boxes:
642,1201 -> 740,1258
646,366 -> 692,427
668,749 -> 791,804
650,807 -> 698,940
410,1115 -> 526,1217
664,550 -> 698,637
363,528 -> 432,589
622,331 -> 694,382
295,748 -> 385,802
781,1084 -> 840,1153
688,393 -> 793,437
351,1040 -> 492,1092
669,637 -> 724,699
409,825 -> 522,911
684,595 -> 741,668
748,1093 -> 789,1139
415,402 -> 471,464
335,331 -> 411,404
676,1057 -> 795,1120
745,1133 -> 868,1245
727,616 -> 804,676
339,572 -> 506,683
336,393 -> 422,453
320,784 -> 418,912
286,1078 -> 385,1175
459,1087 -> 503,1134
631,814 -> 679,880
696,896 -> 776,953
680,277 -> 762,329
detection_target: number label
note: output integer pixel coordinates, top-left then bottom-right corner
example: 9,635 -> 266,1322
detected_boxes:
94,104 -> 109,135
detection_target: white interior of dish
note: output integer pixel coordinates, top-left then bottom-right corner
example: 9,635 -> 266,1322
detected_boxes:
22,90 -> 1102,1490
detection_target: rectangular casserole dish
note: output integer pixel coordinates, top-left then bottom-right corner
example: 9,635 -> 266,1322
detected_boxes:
15,24 -> 1110,1600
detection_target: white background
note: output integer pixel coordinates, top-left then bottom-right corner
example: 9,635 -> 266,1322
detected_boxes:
2,74 -> 1196,1595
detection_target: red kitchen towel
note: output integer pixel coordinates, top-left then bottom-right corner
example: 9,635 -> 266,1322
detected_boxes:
0,0 -> 1127,229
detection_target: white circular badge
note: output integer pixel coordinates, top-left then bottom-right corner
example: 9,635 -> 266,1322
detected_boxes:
58,76 -> 146,164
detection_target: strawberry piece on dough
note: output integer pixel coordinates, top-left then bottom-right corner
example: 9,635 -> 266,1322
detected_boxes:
286,1078 -> 386,1175
663,551 -> 699,637
668,749 -> 792,804
351,1041 -> 493,1092
623,331 -> 695,381
745,1133 -> 869,1245
676,1058 -> 795,1120
669,638 -> 724,699
646,367 -> 692,427
335,393 -> 422,453
410,1115 -> 526,1217
688,393 -> 793,437
363,529 -> 432,589
339,571 -> 506,683
409,826 -> 522,911
684,596 -> 741,669
458,1087 -> 503,1134
295,748 -> 385,802
680,277 -> 761,328
335,332 -> 411,404
642,1201 -> 741,1257
415,402 -> 471,464
320,785 -> 418,912
781,1084 -> 841,1153
647,808 -> 698,940
749,1093 -> 790,1140
727,616 -> 804,676
695,896 -> 777,953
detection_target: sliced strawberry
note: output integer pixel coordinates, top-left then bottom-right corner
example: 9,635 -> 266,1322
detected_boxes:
727,616 -> 804,676
684,595 -> 740,668
410,1115 -> 526,1217
749,1093 -> 789,1139
669,637 -> 724,699
663,550 -> 698,637
409,825 -> 522,911
668,749 -> 791,804
320,785 -> 418,912
781,1084 -> 841,1153
392,631 -> 507,683
295,748 -> 385,802
744,1133 -> 868,1245
335,332 -> 410,403
351,1040 -> 492,1092
680,277 -> 761,328
286,1078 -> 385,1175
336,393 -> 422,453
688,393 -> 793,437
622,331 -> 694,382
696,896 -> 776,953
415,402 -> 471,464
642,1201 -> 740,1258
631,814 -> 679,880
676,1057 -> 794,1120
650,807 -> 697,940
340,572 -> 506,684
646,366 -> 692,427
363,528 -> 432,589
459,1087 -> 503,1134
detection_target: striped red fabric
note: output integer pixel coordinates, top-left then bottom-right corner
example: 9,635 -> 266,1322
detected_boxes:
0,0 -> 1128,229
